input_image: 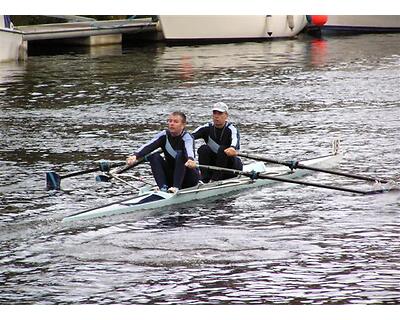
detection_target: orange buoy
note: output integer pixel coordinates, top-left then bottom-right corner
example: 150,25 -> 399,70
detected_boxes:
309,15 -> 328,27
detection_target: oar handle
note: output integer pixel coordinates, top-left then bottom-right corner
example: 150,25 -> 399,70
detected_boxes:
112,158 -> 146,175
238,152 -> 290,167
112,149 -> 162,175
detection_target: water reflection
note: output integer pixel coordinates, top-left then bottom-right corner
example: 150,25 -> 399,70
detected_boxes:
0,61 -> 26,93
309,38 -> 327,67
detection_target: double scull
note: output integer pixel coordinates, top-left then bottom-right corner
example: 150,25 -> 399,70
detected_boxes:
62,147 -> 342,222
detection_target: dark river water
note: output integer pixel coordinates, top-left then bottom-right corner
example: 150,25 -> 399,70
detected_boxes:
1,33 -> 400,305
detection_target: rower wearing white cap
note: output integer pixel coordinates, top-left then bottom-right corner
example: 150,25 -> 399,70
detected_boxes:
186,102 -> 243,182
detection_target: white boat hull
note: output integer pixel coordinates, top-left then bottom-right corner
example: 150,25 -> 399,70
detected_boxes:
63,152 -> 342,222
0,28 -> 26,63
159,15 -> 307,41
323,15 -> 400,33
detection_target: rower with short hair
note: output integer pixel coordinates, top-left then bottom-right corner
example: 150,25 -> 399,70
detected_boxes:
127,111 -> 199,193
187,102 -> 243,182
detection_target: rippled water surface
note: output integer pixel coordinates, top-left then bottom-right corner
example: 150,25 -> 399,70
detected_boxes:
1,34 -> 400,304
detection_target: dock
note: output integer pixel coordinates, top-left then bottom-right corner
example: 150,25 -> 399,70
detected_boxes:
1,16 -> 162,62
18,18 -> 159,46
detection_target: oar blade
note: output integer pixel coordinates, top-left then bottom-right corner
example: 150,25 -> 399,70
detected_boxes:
363,184 -> 400,195
46,172 -> 61,190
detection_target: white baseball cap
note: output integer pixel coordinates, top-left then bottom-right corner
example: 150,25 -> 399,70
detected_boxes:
212,102 -> 228,113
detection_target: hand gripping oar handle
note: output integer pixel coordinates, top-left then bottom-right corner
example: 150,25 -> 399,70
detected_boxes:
117,148 -> 163,174
95,149 -> 163,182
111,156 -> 147,175
237,151 -> 390,184
196,164 -> 388,195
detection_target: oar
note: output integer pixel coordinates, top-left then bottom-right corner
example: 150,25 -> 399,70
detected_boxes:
46,160 -> 126,190
196,164 -> 393,195
106,172 -> 142,191
95,149 -> 162,182
238,151 -> 390,184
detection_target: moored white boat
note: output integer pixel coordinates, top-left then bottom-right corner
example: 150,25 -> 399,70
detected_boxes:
308,15 -> 400,35
0,15 -> 26,63
158,15 -> 307,42
63,150 -> 342,222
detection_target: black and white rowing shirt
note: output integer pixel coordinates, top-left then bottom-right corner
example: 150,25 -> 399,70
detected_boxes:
134,130 -> 196,163
192,122 -> 240,153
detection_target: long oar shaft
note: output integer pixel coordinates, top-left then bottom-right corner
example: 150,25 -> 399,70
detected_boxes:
238,151 -> 389,184
96,149 -> 163,182
111,157 -> 147,175
47,149 -> 162,190
59,166 -> 115,179
258,172 -> 369,195
94,156 -> 151,184
46,161 -> 125,190
108,172 -> 141,191
197,164 -> 378,195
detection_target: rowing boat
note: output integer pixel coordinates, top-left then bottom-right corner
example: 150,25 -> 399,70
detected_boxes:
62,148 -> 342,222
